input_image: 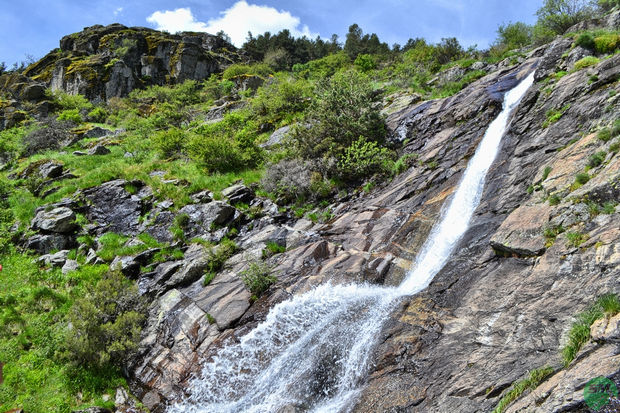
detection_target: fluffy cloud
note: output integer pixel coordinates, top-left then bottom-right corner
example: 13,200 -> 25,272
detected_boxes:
146,2 -> 317,46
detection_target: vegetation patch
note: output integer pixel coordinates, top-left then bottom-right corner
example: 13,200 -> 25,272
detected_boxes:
543,104 -> 570,128
493,366 -> 555,413
561,293 -> 620,366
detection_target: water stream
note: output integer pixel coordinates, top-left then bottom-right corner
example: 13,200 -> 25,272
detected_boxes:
169,71 -> 535,413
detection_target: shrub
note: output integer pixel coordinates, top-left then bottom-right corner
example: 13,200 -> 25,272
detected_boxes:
574,33 -> 595,50
565,231 -> 586,247
240,260 -> 277,297
354,54 -> 377,72
598,127 -> 612,142
53,91 -> 93,111
87,106 -> 109,123
206,238 -> 238,273
291,70 -> 386,162
222,63 -> 272,80
337,136 -> 394,181
187,112 -> 262,172
153,127 -> 186,159
548,194 -> 561,205
250,74 -> 312,127
588,151 -> 606,168
573,56 -> 600,70
57,109 -> 82,124
262,241 -> 286,259
613,119 -> 620,137
65,270 -> 145,369
594,34 -> 620,54
575,172 -> 590,185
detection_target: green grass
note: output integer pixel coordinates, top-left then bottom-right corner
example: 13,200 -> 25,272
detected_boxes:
561,293 -> 620,367
262,241 -> 286,259
542,166 -> 552,181
542,104 -> 570,128
565,231 -> 586,248
493,366 -> 555,413
0,248 -> 126,412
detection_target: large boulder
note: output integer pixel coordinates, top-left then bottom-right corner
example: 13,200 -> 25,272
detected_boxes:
82,179 -> 149,235
31,207 -> 77,233
177,201 -> 236,239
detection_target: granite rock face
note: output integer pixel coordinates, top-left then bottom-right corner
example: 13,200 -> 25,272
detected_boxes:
124,38 -> 619,412
22,24 -> 243,100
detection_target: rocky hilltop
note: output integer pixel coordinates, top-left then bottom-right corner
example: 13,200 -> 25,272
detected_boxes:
0,9 -> 619,413
22,24 -> 241,101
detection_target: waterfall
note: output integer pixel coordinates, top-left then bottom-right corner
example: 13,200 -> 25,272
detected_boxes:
169,71 -> 535,413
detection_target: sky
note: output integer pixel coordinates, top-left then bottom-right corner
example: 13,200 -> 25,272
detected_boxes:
0,0 -> 542,67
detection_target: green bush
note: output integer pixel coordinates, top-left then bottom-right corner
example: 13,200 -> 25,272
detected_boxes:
565,231 -> 586,247
53,91 -> 93,111
588,151 -> 606,168
0,179 -> 14,253
354,54 -> 377,72
292,70 -> 386,164
240,260 -> 277,297
338,136 -> 393,181
222,63 -> 272,80
250,74 -> 312,127
206,238 -> 238,273
153,127 -> 186,158
613,119 -> 620,136
57,109 -> 82,124
573,56 -> 600,70
594,34 -> 620,54
87,106 -> 109,123
129,79 -> 202,106
598,127 -> 612,142
188,112 -> 262,172
574,33 -> 595,50
65,270 -> 145,369
575,172 -> 590,185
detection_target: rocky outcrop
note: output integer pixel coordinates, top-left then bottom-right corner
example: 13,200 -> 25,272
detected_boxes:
22,24 -> 243,100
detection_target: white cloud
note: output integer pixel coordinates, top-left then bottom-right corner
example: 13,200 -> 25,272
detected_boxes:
113,7 -> 123,16
146,2 -> 317,47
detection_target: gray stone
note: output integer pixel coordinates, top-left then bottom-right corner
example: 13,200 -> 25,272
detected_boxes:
32,207 -> 77,233
62,260 -> 79,274
261,125 -> 290,148
87,145 -> 111,155
221,184 -> 254,205
178,202 -> 236,238
83,179 -> 146,235
83,126 -> 111,138
110,255 -> 141,278
190,190 -> 212,204
26,234 -> 75,254
38,250 -> 70,267
38,162 -> 64,179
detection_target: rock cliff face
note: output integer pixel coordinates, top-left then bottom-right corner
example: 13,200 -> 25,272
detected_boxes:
22,24 -> 242,101
111,32 -> 619,412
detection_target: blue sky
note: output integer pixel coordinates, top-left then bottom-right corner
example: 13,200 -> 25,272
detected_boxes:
1,0 -> 542,66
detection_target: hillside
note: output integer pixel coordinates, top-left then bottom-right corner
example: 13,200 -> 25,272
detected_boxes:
0,5 -> 619,413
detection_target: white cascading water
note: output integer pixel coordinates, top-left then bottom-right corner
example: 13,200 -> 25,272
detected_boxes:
169,71 -> 535,413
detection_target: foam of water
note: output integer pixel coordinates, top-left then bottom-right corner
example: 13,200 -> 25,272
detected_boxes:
169,71 -> 535,413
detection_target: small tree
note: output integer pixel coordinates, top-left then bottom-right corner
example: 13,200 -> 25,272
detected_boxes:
536,0 -> 595,34
291,70 -> 385,163
495,22 -> 533,50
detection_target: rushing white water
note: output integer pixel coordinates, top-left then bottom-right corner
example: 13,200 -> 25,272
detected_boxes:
169,71 -> 535,413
